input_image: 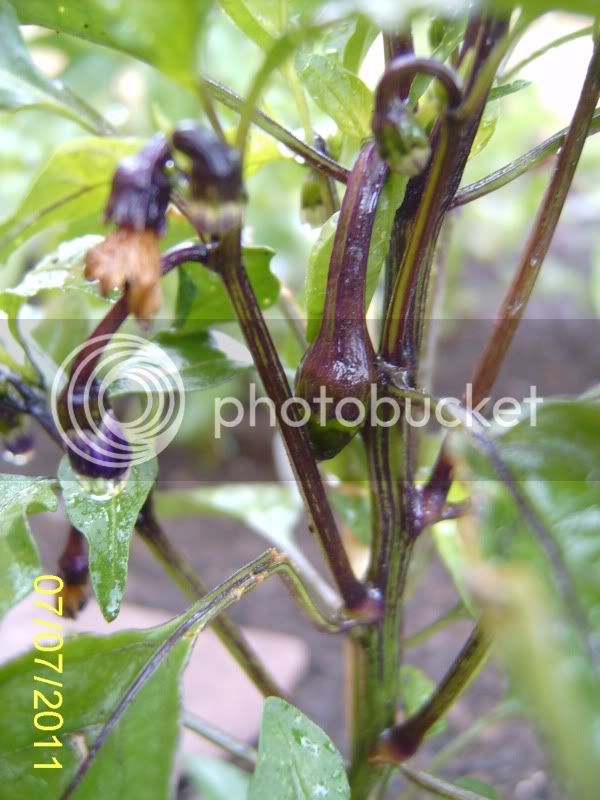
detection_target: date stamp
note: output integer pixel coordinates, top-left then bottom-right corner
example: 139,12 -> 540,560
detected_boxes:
32,575 -> 65,770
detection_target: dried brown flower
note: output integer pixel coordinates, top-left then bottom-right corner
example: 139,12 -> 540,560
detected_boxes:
85,228 -> 162,320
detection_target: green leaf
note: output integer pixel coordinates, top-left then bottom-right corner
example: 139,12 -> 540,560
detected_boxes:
469,111 -> 498,161
462,400 -> 600,620
488,79 -> 531,102
0,235 -> 106,319
248,698 -> 350,800
58,457 -> 158,622
12,0 -> 212,86
0,475 -> 57,619
218,0 -> 276,50
477,570 -> 599,800
185,754 -> 250,800
298,54 -> 373,140
176,245 -> 280,331
400,665 -> 447,738
0,615 -> 192,799
329,487 -> 370,545
305,172 -> 407,341
341,16 -> 379,74
0,0 -> 106,131
109,330 -> 252,397
432,519 -> 476,614
218,0 -> 323,50
155,483 -> 301,549
0,137 -> 141,262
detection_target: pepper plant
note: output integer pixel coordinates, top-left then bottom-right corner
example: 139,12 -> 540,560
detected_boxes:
0,1 -> 599,799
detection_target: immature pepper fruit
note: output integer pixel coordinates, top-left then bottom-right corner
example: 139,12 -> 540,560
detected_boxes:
172,123 -> 245,234
372,97 -> 431,176
85,134 -> 173,320
295,143 -> 386,461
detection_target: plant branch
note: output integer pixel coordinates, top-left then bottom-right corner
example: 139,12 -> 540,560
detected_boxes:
403,602 -> 469,648
452,108 -> 600,207
502,24 -> 594,82
136,495 -> 286,698
399,765 -> 493,800
60,548 -> 288,800
202,76 -> 349,183
470,33 -> 600,403
183,712 -> 257,769
375,625 -> 490,763
0,367 -> 61,446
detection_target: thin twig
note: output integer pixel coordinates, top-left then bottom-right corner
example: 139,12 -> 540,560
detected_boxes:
375,625 -> 490,763
203,77 -> 349,183
183,712 -> 257,769
136,496 -> 286,698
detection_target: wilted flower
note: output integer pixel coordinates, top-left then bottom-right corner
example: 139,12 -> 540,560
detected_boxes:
172,123 -> 245,234
85,134 -> 172,320
85,228 -> 162,320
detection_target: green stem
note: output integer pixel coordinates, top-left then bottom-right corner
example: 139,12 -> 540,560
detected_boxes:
235,26 -> 320,159
452,108 -> 600,207
399,765 -> 493,800
183,712 -> 258,769
61,548 -> 288,800
502,24 -> 594,82
376,626 -> 490,763
204,76 -> 349,182
403,602 -> 469,648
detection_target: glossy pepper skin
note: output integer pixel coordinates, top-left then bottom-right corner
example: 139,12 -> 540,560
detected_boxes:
295,144 -> 386,461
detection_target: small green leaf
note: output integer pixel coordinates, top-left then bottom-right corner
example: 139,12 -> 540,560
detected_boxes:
329,488 -> 370,545
109,330 -> 252,397
185,754 -> 250,800
305,172 -> 407,341
12,0 -> 212,87
0,475 -> 57,619
432,519 -> 476,614
401,665 -> 447,738
0,0 -> 106,131
469,111 -> 498,161
488,79 -> 532,102
0,137 -> 141,262
298,54 -> 373,140
176,245 -> 280,331
248,698 -> 350,800
58,457 -> 158,622
0,615 -> 192,799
